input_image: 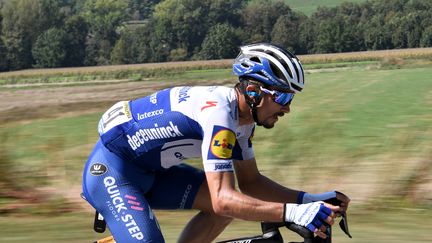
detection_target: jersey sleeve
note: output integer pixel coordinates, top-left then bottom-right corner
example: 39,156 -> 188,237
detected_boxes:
200,105 -> 255,172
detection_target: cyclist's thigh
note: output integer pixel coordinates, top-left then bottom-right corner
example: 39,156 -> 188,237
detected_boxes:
83,141 -> 163,242
145,164 -> 205,209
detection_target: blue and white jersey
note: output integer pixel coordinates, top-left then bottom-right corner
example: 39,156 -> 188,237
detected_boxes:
97,86 -> 255,172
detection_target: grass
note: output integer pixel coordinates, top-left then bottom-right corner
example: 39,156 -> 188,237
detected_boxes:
0,212 -> 104,242
284,0 -> 368,15
0,113 -> 101,188
253,67 -> 432,162
0,59 -> 431,242
251,67 -> 432,203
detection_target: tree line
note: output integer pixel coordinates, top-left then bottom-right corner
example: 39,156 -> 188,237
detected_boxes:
0,0 -> 431,71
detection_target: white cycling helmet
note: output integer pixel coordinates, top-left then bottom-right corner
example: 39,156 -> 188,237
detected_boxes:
233,43 -> 305,93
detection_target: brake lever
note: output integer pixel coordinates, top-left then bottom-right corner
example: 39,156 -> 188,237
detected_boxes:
322,191 -> 352,238
339,212 -> 352,238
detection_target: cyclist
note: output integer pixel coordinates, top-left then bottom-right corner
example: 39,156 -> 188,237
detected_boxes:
82,43 -> 350,243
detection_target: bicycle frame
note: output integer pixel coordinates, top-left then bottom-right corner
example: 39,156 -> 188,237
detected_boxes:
217,213 -> 351,243
216,222 -> 328,243
93,223 -> 328,243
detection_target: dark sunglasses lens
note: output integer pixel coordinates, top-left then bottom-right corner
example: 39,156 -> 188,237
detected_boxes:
274,92 -> 294,106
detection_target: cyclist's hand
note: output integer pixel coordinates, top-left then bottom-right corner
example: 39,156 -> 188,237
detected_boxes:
284,202 -> 340,239
299,191 -> 350,213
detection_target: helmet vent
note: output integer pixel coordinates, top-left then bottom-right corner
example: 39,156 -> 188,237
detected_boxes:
291,82 -> 303,92
250,56 -> 260,63
270,62 -> 289,81
256,71 -> 266,78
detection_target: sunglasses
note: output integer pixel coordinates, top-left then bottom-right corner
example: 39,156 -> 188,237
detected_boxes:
260,87 -> 295,106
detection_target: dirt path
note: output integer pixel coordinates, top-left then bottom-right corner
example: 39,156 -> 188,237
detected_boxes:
0,79 -> 234,123
0,80 -> 167,115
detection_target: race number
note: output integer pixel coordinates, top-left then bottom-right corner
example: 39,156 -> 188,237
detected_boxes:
98,101 -> 132,135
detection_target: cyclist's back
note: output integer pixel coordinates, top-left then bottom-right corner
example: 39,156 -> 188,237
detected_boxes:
97,85 -> 254,171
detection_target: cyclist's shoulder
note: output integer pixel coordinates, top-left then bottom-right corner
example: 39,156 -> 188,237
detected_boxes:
170,85 -> 237,113
172,85 -> 235,100
128,85 -> 238,125
131,85 -> 235,104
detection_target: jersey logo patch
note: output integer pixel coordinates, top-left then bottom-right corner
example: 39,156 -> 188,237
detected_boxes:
178,87 -> 191,103
90,163 -> 108,176
201,101 -> 218,111
208,126 -> 236,159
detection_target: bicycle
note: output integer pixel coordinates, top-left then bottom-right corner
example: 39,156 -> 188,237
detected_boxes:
83,194 -> 352,243
216,212 -> 352,243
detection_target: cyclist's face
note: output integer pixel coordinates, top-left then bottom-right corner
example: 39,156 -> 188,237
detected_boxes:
257,92 -> 291,129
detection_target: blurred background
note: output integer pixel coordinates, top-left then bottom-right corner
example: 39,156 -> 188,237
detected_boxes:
0,0 -> 431,242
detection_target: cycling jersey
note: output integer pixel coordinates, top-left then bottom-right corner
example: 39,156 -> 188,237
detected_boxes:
97,86 -> 255,172
83,86 -> 256,242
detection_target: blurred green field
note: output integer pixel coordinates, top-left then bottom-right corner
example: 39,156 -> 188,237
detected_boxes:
285,0 -> 368,15
0,59 -> 431,242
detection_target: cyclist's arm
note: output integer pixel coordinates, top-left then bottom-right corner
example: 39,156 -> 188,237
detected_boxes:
233,157 -> 301,203
205,170 -> 284,222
